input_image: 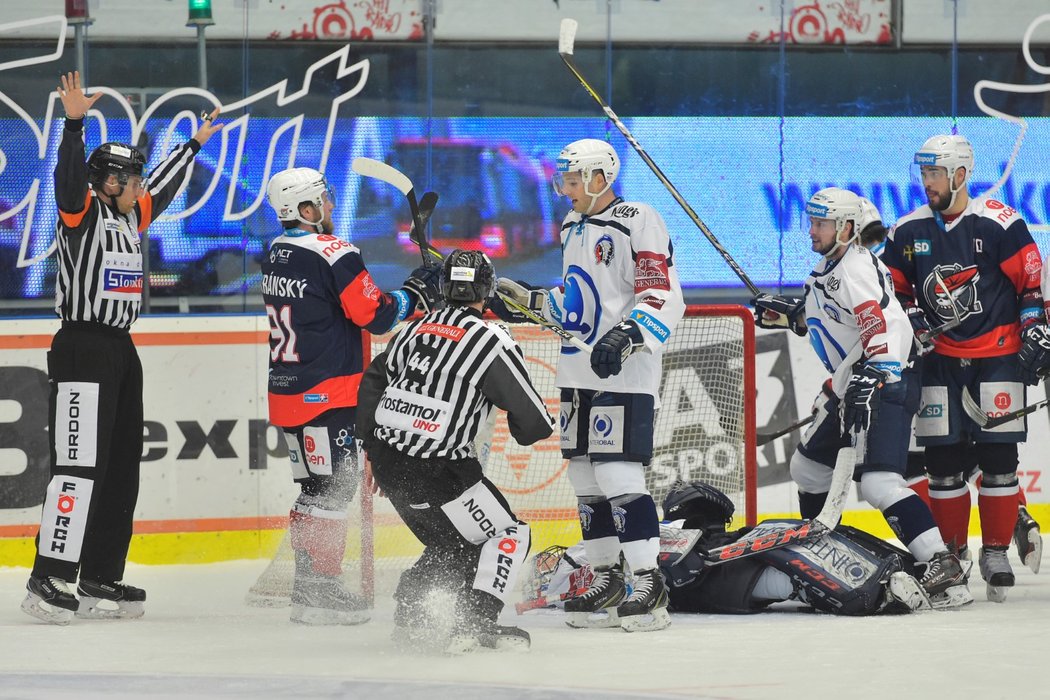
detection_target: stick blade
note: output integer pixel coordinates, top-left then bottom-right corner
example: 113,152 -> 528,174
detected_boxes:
960,386 -> 988,427
351,157 -> 413,195
559,18 -> 578,56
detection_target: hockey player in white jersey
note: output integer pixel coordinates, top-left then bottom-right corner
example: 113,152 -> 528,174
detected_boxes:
753,187 -> 971,607
490,138 -> 685,632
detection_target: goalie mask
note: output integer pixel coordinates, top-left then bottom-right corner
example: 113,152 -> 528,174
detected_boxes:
805,187 -> 863,259
88,142 -> 147,195
267,167 -> 335,227
913,134 -> 973,212
662,479 -> 735,532
442,249 -> 496,304
554,138 -> 619,214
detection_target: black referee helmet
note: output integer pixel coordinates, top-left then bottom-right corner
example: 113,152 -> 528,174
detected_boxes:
88,142 -> 146,190
442,249 -> 495,304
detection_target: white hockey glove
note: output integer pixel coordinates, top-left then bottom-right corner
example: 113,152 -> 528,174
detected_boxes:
489,278 -> 548,324
841,364 -> 886,435
1018,324 -> 1050,385
752,294 -> 806,337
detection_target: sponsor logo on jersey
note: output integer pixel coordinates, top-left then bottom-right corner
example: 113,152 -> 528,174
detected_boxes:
611,204 -> 639,219
826,275 -> 841,292
261,273 -> 308,298
269,247 -> 293,264
822,303 -> 841,323
416,323 -> 466,341
316,234 -> 353,259
641,295 -> 665,310
986,199 -> 1004,210
634,252 -> 670,291
375,387 -> 451,439
854,300 -> 887,350
629,308 -> 670,343
560,265 -> 601,353
1024,249 -> 1042,278
361,276 -> 380,301
303,393 -> 329,403
919,403 -> 943,418
913,239 -> 931,254
923,264 -> 982,322
594,234 -> 615,266
103,269 -> 143,294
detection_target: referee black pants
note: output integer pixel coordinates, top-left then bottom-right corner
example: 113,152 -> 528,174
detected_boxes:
33,322 -> 143,584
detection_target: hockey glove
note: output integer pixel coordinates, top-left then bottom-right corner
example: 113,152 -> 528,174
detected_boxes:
752,294 -> 806,336
400,264 -> 444,314
1019,324 -> 1050,385
591,320 -> 645,379
905,305 -> 936,356
841,364 -> 886,435
488,278 -> 547,324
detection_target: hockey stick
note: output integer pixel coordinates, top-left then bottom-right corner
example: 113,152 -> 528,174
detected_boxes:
558,18 -> 760,296
755,414 -> 815,446
961,385 -> 1049,429
351,157 -> 439,268
495,293 -> 592,354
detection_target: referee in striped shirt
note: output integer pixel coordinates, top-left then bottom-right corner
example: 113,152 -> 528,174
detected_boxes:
358,250 -> 555,653
21,72 -> 222,625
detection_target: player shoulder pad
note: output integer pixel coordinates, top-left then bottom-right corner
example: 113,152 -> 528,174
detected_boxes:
285,232 -> 361,266
891,206 -> 934,235
605,200 -> 652,221
973,197 -> 1022,230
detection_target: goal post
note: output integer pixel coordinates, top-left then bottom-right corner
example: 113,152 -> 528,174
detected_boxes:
247,303 -> 756,606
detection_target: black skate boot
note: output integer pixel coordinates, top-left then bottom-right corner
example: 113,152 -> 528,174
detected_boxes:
290,574 -> 370,625
918,550 -> 973,610
978,546 -> 1015,603
76,579 -> 146,619
21,575 -> 78,625
564,563 -> 626,629
616,568 -> 671,632
1013,506 -> 1042,574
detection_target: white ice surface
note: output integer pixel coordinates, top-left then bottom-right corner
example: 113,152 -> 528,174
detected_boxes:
1,538 -> 1047,700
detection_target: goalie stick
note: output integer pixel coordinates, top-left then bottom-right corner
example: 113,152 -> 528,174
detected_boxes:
351,157 -> 440,268
960,385 -> 1050,429
558,18 -> 760,296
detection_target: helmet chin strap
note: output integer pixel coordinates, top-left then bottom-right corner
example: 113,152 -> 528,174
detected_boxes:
580,171 -> 611,215
822,222 -> 858,260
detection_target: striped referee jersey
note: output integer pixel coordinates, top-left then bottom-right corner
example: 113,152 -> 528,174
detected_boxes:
53,118 -> 201,329
358,305 -> 555,460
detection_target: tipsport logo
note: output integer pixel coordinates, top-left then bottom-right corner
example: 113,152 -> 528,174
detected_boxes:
0,15 -> 370,271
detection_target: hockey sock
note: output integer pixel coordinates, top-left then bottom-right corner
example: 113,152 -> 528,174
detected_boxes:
882,495 -> 943,561
798,491 -> 827,520
906,476 -> 931,509
978,472 -> 1019,548
577,498 -> 621,567
289,505 -> 348,577
928,473 -> 970,551
609,493 -> 660,572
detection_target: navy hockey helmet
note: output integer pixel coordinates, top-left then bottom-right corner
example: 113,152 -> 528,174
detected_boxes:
662,479 -> 735,532
442,249 -> 496,304
88,142 -> 146,189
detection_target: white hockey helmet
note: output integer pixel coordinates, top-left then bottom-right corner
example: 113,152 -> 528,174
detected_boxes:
806,187 -> 863,257
856,197 -> 882,234
266,167 -> 334,225
554,139 -> 620,204
914,134 -> 974,187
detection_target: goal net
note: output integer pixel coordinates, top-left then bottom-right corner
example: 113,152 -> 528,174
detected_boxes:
246,304 -> 756,606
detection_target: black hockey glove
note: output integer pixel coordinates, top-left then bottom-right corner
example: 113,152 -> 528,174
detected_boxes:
905,305 -> 935,356
752,294 -> 806,337
841,364 -> 887,435
1018,324 -> 1050,385
400,264 -> 444,314
591,320 -> 645,379
488,278 -> 546,324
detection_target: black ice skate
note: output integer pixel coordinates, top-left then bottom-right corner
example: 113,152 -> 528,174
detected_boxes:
76,579 -> 146,619
918,550 -> 973,610
1013,506 -> 1042,574
21,575 -> 78,625
443,615 -> 532,656
564,563 -> 626,629
290,575 -> 370,625
616,568 -> 671,632
978,546 -> 1015,603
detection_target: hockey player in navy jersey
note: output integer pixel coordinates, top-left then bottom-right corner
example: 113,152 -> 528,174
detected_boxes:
881,135 -> 1048,601
490,138 -> 685,632
261,167 -> 442,625
753,187 -> 970,608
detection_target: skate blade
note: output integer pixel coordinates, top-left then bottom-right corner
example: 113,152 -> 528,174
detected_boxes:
76,597 -> 145,620
620,606 -> 671,633
986,583 -> 1010,603
1023,532 -> 1042,574
483,635 -> 531,653
21,593 -> 74,625
443,634 -> 481,656
565,609 -> 620,629
888,572 -> 931,612
290,604 -> 370,626
930,584 -> 974,610
244,593 -> 291,609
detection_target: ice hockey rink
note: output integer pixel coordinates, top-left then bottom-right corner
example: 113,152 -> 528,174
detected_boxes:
1,541 -> 1046,700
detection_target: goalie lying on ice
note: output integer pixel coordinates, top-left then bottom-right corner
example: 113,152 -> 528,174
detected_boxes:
521,481 -> 968,616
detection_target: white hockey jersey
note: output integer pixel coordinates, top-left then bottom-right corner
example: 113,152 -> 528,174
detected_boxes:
545,198 -> 685,398
804,243 -> 913,397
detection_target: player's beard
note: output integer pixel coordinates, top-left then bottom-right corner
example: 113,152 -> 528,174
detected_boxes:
926,186 -> 951,212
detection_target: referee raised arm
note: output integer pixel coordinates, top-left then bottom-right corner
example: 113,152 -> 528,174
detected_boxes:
21,72 -> 222,625
357,250 -> 555,654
